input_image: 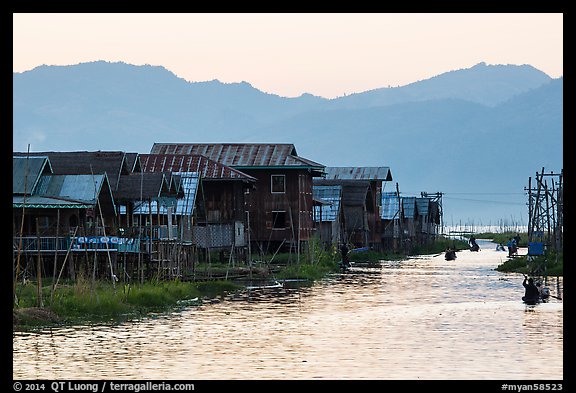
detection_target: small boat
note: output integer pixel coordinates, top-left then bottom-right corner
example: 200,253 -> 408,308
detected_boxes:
176,297 -> 201,306
339,261 -> 352,272
522,292 -> 552,305
522,296 -> 540,305
540,287 -> 551,300
246,280 -> 284,290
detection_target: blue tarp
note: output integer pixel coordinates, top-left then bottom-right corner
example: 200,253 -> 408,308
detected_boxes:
528,242 -> 544,256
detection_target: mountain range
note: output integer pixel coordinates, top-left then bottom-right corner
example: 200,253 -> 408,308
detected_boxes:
12,61 -> 563,226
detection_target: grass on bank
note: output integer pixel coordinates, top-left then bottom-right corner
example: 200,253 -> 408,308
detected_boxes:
495,250 -> 563,276
468,231 -> 526,247
469,231 -> 563,276
13,235 -> 470,329
14,276 -> 242,328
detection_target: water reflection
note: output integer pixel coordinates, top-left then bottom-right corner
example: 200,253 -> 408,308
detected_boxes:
13,241 -> 562,380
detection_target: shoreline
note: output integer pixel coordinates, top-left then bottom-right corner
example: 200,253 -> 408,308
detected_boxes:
10,238 -> 482,332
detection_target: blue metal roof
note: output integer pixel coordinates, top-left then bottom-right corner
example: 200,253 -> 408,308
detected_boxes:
35,174 -> 106,205
381,192 -> 401,220
13,156 -> 52,195
134,172 -> 199,216
416,198 -> 430,216
402,197 -> 417,218
313,185 -> 342,222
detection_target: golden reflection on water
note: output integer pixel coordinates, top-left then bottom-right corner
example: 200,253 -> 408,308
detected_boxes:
13,242 -> 563,380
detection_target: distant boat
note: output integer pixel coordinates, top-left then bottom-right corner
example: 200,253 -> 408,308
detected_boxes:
176,297 -> 201,306
350,247 -> 370,253
246,280 -> 284,290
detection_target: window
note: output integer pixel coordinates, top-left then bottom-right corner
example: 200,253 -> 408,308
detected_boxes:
271,175 -> 286,193
37,216 -> 50,229
272,211 -> 286,229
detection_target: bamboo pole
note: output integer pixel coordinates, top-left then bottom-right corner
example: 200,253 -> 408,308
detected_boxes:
297,174 -> 301,264
53,226 -> 79,294
97,195 -> 116,288
14,144 -> 31,306
36,218 -> 43,307
50,209 -> 60,303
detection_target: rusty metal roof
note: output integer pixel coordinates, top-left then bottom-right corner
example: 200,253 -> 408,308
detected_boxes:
324,167 -> 393,181
140,153 -> 256,181
150,143 -> 324,169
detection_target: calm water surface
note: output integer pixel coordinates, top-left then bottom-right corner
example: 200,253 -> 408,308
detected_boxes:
13,240 -> 563,380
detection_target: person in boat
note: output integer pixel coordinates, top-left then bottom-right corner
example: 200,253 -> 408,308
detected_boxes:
536,282 -> 550,300
522,276 -> 540,303
340,243 -> 351,269
507,238 -> 517,257
445,247 -> 457,260
469,235 -> 479,251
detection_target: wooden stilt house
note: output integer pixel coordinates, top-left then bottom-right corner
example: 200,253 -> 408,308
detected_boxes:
314,167 -> 393,250
149,144 -> 325,257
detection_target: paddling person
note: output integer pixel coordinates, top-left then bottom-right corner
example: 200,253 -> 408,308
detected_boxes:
522,276 -> 540,304
445,247 -> 456,261
340,243 -> 351,269
469,235 -> 479,251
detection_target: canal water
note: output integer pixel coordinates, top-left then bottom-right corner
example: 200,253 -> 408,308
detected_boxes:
13,240 -> 563,380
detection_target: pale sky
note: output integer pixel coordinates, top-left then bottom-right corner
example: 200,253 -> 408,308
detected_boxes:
13,13 -> 563,99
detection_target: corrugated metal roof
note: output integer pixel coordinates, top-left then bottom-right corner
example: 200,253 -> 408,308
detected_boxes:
324,167 -> 393,181
313,185 -> 342,222
124,153 -> 141,173
416,198 -> 430,216
381,192 -> 401,220
165,173 -> 183,195
13,151 -> 131,191
13,195 -> 94,209
150,143 -> 325,169
402,197 -> 417,218
35,174 -> 106,205
13,156 -> 53,195
115,172 -> 170,200
314,179 -> 370,206
140,154 -> 256,181
134,172 -> 199,216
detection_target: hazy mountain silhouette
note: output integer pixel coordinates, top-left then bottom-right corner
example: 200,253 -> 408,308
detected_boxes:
326,62 -> 551,109
12,61 -> 562,224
